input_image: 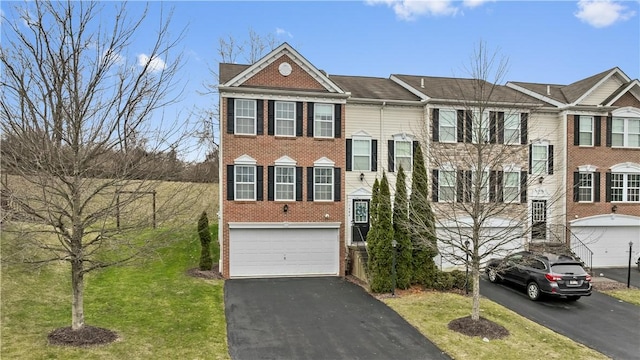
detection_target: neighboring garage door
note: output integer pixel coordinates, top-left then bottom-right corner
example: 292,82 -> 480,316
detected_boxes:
229,224 -> 340,278
571,215 -> 640,268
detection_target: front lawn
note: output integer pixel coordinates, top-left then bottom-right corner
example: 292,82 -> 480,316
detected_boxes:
384,291 -> 607,360
603,288 -> 640,306
1,225 -> 229,360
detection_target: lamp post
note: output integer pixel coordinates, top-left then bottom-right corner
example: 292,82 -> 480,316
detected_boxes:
627,241 -> 633,288
392,239 -> 397,296
464,240 -> 470,295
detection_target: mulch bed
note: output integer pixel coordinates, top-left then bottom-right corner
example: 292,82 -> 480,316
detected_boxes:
186,263 -> 224,280
448,316 -> 510,339
48,325 -> 118,347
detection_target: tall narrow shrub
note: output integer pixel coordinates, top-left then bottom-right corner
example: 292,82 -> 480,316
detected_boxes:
198,211 -> 213,270
409,144 -> 438,286
366,179 -> 380,281
370,173 -> 394,293
393,165 -> 412,289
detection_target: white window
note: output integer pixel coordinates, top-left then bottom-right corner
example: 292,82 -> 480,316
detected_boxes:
395,140 -> 412,172
504,114 -> 520,145
503,171 -> 520,203
439,170 -> 456,202
235,165 -> 255,200
275,166 -> 295,201
352,139 -> 371,171
275,101 -> 295,136
472,111 -> 490,144
439,109 -> 456,142
612,117 -> 640,148
578,116 -> 594,146
314,167 -> 333,201
611,173 -> 640,202
235,99 -> 256,135
578,172 -> 593,202
531,144 -> 548,175
314,103 -> 334,138
472,170 -> 489,202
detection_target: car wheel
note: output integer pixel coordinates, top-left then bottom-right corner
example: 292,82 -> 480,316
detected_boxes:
487,267 -> 501,283
566,296 -> 581,301
527,282 -> 541,301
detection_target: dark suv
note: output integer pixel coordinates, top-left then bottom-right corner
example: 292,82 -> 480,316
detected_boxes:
486,251 -> 592,301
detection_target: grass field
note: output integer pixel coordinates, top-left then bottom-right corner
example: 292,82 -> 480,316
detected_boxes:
1,224 -> 229,359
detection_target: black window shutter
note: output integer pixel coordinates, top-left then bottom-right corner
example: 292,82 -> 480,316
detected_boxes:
457,110 -> 465,143
334,104 -> 341,138
489,170 -> 497,202
307,103 -> 314,137
256,166 -> 264,201
346,139 -> 352,171
226,165 -> 234,200
227,98 -> 235,134
489,112 -> 497,144
432,109 -> 439,142
296,167 -> 303,201
267,100 -> 275,135
594,116 -> 601,146
594,172 -> 601,202
334,168 -> 341,201
267,166 -> 274,201
296,102 -> 303,137
456,170 -> 464,203
432,170 -> 439,202
307,167 -> 314,201
498,112 -> 505,144
528,144 -> 533,174
413,141 -> 419,159
606,116 -> 612,147
464,170 -> 472,203
497,171 -> 504,203
256,100 -> 264,135
547,145 -> 554,175
573,172 -> 580,202
388,140 -> 395,172
605,173 -> 612,202
371,140 -> 378,172
520,113 -> 528,145
520,171 -> 527,203
573,115 -> 580,146
465,111 -> 473,143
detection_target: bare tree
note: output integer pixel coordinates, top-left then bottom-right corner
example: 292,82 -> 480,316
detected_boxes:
0,0 -> 197,336
407,42 -> 565,322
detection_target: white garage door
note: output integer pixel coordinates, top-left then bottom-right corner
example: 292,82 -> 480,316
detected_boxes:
571,215 -> 640,268
229,225 -> 340,278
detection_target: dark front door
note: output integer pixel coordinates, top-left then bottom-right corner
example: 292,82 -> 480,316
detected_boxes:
352,199 -> 370,243
531,200 -> 547,240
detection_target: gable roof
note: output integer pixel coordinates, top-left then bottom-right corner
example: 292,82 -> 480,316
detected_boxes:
329,75 -> 421,102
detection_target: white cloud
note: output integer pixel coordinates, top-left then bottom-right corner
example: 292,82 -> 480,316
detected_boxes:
575,0 -> 636,28
137,54 -> 166,73
276,27 -> 293,38
103,49 -> 125,66
365,0 -> 492,20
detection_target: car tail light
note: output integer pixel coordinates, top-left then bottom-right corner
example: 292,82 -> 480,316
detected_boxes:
545,273 -> 563,282
585,274 -> 592,282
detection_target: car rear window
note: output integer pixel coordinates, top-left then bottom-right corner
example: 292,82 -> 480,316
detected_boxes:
551,264 -> 587,275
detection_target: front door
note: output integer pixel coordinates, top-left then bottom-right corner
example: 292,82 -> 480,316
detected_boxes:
352,199 -> 370,243
531,200 -> 547,241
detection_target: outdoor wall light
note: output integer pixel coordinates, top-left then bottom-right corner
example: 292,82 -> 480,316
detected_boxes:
283,204 -> 288,213
612,205 -> 618,213
359,173 -> 365,182
538,176 -> 544,184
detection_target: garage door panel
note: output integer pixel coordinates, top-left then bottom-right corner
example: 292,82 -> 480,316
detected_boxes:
229,226 -> 339,278
572,226 -> 639,268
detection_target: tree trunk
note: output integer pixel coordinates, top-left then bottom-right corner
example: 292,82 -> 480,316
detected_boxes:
471,265 -> 481,321
71,259 -> 85,330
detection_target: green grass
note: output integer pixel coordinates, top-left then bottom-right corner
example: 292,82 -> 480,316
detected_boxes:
603,288 -> 640,306
1,224 -> 229,360
384,292 -> 607,360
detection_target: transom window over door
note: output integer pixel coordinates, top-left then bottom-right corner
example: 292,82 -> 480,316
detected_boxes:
275,101 -> 295,136
314,104 -> 334,138
235,99 -> 256,135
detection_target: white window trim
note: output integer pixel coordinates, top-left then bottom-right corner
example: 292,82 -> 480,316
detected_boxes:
438,164 -> 457,203
234,165 -> 256,201
502,164 -> 521,203
275,101 -> 296,137
275,166 -> 295,201
472,169 -> 490,203
314,167 -> 334,202
314,103 -> 334,138
472,110 -> 490,144
392,133 -> 413,172
531,142 -> 549,175
611,117 -> 640,148
503,113 -> 520,145
234,99 -> 257,135
352,136 -> 371,172
578,172 -> 594,203
438,108 -> 457,143
578,115 -> 594,147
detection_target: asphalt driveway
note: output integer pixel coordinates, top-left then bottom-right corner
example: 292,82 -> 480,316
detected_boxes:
225,277 -> 450,360
593,267 -> 640,288
480,277 -> 640,359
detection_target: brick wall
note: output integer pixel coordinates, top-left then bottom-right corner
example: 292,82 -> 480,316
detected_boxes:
243,55 -> 327,91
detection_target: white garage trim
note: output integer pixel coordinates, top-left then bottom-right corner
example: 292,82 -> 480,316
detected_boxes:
570,214 -> 640,227
571,214 -> 640,268
229,222 -> 341,229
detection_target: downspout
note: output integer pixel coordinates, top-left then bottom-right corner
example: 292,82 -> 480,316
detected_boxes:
562,112 -> 568,244
380,101 -> 386,175
218,96 -> 224,275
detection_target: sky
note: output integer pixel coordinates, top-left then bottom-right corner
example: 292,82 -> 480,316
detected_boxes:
2,1 -> 639,161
